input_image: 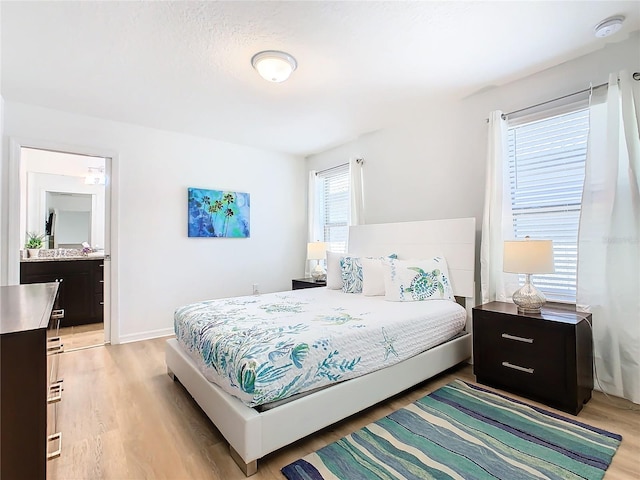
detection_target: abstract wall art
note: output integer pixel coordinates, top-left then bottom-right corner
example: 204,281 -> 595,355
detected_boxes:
188,187 -> 250,238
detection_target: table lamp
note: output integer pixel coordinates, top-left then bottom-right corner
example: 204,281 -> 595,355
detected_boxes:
503,238 -> 554,313
307,242 -> 327,281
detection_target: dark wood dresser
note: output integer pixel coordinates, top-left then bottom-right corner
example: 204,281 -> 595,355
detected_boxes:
473,301 -> 593,415
0,282 -> 62,479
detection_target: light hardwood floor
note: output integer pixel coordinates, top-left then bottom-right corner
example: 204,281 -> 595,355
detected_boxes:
48,337 -> 640,480
59,323 -> 105,351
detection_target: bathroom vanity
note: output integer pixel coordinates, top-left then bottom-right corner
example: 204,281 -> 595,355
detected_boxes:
20,254 -> 104,326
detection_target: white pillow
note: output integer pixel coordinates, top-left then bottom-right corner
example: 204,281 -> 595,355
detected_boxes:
326,251 -> 344,290
383,257 -> 454,302
361,257 -> 386,296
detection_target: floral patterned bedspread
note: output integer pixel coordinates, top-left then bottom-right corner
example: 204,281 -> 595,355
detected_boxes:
174,288 -> 466,407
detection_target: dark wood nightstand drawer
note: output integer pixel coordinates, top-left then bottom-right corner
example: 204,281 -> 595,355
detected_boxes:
473,302 -> 593,415
475,320 -> 567,398
292,278 -> 326,290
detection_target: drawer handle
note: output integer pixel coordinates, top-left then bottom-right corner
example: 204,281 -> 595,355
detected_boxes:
502,361 -> 534,374
99,264 -> 104,268
99,280 -> 104,283
51,309 -> 65,320
47,379 -> 64,404
47,337 -> 65,355
47,432 -> 62,460
99,301 -> 104,305
48,344 -> 65,355
502,333 -> 534,344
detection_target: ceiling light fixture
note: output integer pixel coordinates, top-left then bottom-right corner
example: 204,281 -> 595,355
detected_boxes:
594,16 -> 625,38
251,50 -> 297,83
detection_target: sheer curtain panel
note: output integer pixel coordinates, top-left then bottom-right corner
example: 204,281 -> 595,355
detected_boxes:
307,170 -> 320,276
577,71 -> 640,404
349,158 -> 365,226
481,111 -> 517,303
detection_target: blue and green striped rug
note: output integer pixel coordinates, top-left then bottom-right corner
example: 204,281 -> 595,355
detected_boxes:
282,379 -> 622,480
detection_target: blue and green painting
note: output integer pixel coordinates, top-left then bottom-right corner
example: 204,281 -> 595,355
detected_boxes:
188,188 -> 250,238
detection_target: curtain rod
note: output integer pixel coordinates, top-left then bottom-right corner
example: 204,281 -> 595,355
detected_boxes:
316,162 -> 348,176
486,72 -> 640,123
501,82 -> 607,120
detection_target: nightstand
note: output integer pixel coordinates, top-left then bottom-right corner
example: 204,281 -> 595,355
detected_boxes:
292,278 -> 326,290
472,301 -> 593,415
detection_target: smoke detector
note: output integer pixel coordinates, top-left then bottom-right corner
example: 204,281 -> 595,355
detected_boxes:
594,16 -> 624,38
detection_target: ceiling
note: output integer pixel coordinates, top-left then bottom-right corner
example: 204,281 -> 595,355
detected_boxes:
2,1 -> 638,156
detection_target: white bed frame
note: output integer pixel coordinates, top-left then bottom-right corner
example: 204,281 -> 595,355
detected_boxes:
165,217 -> 476,475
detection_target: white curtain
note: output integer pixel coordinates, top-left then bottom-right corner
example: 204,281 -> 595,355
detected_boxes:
307,170 -> 320,276
349,158 -> 365,226
480,111 -> 518,304
577,71 -> 640,404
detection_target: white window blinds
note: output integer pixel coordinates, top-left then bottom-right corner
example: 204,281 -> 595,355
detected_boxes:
507,108 -> 589,303
317,164 -> 350,253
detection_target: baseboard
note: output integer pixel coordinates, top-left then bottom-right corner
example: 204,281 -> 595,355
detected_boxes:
118,327 -> 174,344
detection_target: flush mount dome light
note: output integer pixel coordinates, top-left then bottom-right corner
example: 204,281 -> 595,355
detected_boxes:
594,16 -> 624,38
251,50 -> 297,83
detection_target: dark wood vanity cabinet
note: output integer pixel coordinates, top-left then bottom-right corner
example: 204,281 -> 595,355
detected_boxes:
20,258 -> 104,326
93,260 -> 105,322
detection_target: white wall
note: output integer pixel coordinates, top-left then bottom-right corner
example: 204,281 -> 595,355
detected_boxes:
0,6 -> 3,279
1,104 -> 307,342
307,33 -> 640,301
0,96 -> 4,278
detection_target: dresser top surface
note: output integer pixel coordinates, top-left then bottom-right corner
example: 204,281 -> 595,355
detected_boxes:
473,301 -> 591,325
0,283 -> 58,334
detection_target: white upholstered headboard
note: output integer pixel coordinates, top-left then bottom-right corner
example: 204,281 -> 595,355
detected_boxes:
348,217 -> 476,302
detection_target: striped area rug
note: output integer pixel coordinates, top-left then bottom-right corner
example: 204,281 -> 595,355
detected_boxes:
282,380 -> 622,480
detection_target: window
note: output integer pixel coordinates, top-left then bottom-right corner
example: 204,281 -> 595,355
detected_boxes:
507,107 -> 589,303
317,164 -> 350,253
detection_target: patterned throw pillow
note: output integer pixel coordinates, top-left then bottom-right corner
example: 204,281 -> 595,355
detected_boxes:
341,254 -> 397,294
383,257 -> 454,302
326,251 -> 345,290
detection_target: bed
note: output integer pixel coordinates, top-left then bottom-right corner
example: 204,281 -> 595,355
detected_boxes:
165,217 -> 476,475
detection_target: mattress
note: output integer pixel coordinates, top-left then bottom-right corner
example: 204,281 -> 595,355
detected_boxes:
174,288 -> 466,407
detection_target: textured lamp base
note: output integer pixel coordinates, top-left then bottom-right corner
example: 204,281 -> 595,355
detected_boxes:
311,264 -> 326,282
512,274 -> 546,313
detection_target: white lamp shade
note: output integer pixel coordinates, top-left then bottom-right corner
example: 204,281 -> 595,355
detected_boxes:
503,239 -> 555,274
251,51 -> 297,83
307,242 -> 327,260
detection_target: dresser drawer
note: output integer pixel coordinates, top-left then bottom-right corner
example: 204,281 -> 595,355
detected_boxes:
47,307 -> 64,385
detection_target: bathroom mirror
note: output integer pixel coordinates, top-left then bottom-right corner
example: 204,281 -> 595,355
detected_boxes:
21,146 -> 106,253
24,172 -> 105,249
46,192 -> 93,248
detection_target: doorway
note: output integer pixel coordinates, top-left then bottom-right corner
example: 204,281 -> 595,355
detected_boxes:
16,146 -> 111,349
